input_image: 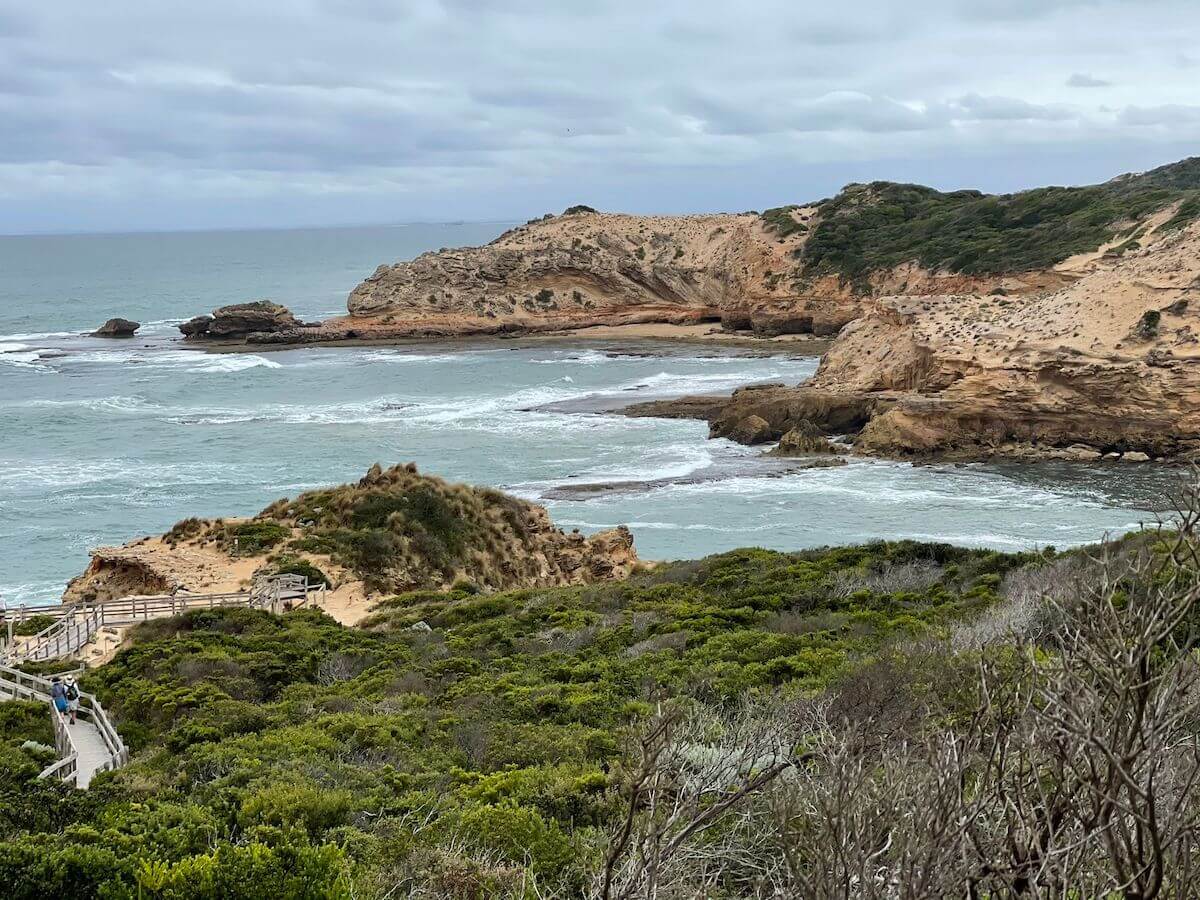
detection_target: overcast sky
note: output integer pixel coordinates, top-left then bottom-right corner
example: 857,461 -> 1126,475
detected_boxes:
1,0 -> 1198,234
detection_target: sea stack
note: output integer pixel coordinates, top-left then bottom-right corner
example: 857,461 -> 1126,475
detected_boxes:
92,317 -> 140,337
179,301 -> 301,340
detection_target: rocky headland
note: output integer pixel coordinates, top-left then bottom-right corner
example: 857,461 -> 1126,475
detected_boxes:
64,463 -> 637,622
179,157 -> 1200,462
627,194 -> 1200,462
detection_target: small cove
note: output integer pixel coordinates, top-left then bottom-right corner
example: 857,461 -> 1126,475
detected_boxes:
0,224 -> 1184,607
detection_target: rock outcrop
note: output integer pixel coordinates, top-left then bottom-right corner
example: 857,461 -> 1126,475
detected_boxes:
189,159 -> 1200,358
629,211 -> 1200,462
179,301 -> 305,340
65,545 -> 178,603
769,421 -> 840,456
92,318 -> 140,337
64,464 -> 639,604
326,206 -> 867,340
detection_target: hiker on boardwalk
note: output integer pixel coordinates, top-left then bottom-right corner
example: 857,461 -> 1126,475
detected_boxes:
64,675 -> 80,724
50,677 -> 68,717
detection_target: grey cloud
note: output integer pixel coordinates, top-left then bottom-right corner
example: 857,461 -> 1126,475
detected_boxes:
1119,105 -> 1200,126
1067,73 -> 1111,87
0,10 -> 35,39
957,0 -> 1103,22
0,0 -> 1197,233
952,93 -> 1073,121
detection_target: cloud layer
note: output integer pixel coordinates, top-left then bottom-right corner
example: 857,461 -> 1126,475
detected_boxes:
0,0 -> 1197,232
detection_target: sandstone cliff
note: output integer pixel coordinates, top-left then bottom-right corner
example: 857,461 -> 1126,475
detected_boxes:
630,206 -> 1200,462
65,465 -> 638,614
319,207 -> 874,340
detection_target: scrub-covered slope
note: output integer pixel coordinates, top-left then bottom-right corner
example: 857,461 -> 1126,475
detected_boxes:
65,464 -> 637,614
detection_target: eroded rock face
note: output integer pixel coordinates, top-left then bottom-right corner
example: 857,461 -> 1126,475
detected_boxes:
673,216 -> 1200,462
769,421 -> 839,456
64,546 -> 178,603
179,302 -> 302,340
92,318 -> 140,337
337,209 -> 867,338
723,414 -> 775,445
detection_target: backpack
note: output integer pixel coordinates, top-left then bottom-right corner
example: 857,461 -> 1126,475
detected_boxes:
66,684 -> 79,701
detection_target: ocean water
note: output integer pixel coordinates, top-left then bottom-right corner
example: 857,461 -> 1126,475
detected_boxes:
0,225 -> 1184,608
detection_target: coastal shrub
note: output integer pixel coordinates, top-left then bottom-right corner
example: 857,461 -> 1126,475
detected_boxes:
0,700 -> 54,748
1134,308 -> 1161,340
132,842 -> 352,899
165,517 -> 205,544
257,468 -> 552,593
760,204 -> 808,238
10,614 -> 58,636
221,521 -> 288,556
1162,192 -> 1200,232
795,157 -> 1200,288
271,556 -> 331,589
0,537 -> 1118,895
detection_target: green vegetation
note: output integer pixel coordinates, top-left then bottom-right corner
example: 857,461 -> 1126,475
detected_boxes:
760,204 -> 808,238
164,517 -> 205,545
10,614 -> 58,637
221,521 -> 289,556
1133,308 -> 1162,340
0,540 -> 1033,898
271,556 -> 331,589
778,156 -> 1200,290
199,464 -> 600,596
1163,193 -> 1200,232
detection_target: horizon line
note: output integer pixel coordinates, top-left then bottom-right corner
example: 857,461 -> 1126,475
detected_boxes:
0,218 -> 524,240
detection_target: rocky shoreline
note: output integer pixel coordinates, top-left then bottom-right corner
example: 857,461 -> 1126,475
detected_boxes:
169,159 -> 1200,466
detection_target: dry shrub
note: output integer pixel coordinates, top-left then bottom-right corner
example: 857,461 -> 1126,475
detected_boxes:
829,560 -> 944,598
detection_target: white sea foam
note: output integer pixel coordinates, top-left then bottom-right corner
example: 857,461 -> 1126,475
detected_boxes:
0,458 -> 255,489
19,395 -> 160,415
612,367 -> 813,397
186,354 -> 282,374
0,330 -> 75,342
0,579 -> 67,608
577,441 -> 714,483
58,347 -> 283,374
529,349 -> 614,366
356,349 -> 482,364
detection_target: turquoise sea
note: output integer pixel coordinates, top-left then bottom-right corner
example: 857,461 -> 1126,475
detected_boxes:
0,224 -> 1182,607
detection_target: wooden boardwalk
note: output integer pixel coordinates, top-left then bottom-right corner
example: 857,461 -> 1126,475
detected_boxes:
0,664 -> 128,789
67,717 -> 114,788
0,575 -> 322,789
2,574 -> 321,665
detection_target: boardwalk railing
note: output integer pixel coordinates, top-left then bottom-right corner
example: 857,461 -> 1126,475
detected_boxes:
42,701 -> 80,783
1,575 -> 322,665
0,581 -> 317,786
0,662 -> 128,787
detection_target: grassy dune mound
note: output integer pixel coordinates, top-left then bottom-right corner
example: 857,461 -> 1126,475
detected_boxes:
249,463 -> 636,594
